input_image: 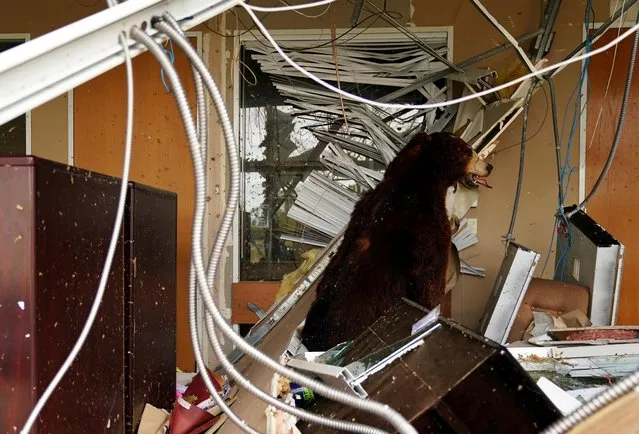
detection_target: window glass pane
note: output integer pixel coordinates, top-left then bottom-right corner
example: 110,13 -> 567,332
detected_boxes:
240,102 -> 322,280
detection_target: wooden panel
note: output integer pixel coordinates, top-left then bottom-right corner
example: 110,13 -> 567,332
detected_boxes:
0,157 -> 126,433
569,391 -> 639,434
231,281 -> 280,324
74,38 -> 197,370
34,158 -> 126,432
0,162 -> 36,432
586,30 -> 639,325
126,183 -> 177,431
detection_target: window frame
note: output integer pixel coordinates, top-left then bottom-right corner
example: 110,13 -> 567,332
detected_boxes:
232,25 -> 454,284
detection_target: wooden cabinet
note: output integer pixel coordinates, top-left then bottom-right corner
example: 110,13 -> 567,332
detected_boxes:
124,183 -> 177,431
0,157 -> 176,433
299,299 -> 562,434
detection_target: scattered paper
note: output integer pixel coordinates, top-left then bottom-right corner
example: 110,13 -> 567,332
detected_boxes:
137,404 -> 169,434
536,377 -> 582,415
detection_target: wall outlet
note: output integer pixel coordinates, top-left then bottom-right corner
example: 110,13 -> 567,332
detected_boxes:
467,218 -> 478,235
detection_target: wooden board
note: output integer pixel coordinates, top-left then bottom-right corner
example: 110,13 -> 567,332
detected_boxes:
217,280 -> 318,434
231,281 -> 280,324
74,38 -> 198,370
569,391 -> 639,433
586,29 -> 639,325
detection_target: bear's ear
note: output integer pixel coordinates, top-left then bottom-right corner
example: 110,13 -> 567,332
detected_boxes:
405,132 -> 430,156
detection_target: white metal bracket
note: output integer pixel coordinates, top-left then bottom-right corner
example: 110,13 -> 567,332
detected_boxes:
0,0 -> 242,126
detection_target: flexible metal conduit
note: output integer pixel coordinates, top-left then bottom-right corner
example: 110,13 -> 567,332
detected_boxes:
136,15 -> 418,434
156,16 -> 389,434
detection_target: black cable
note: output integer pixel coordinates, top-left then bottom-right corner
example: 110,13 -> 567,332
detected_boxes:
204,9 -> 268,38
207,6 -> 398,54
72,0 -> 101,6
546,77 -> 564,210
493,85 -> 549,155
504,81 -> 538,242
567,7 -> 639,218
285,11 -> 386,52
236,11 -> 383,51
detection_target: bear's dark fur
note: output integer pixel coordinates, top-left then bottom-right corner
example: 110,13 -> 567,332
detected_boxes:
301,132 -> 491,351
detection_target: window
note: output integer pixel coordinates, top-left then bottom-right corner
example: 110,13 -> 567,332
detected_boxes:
237,28 -> 452,281
0,36 -> 30,156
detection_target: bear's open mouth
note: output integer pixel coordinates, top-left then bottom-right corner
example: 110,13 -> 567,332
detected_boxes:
464,173 -> 492,189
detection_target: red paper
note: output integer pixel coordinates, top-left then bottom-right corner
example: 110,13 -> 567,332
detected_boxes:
169,397 -> 218,434
182,368 -> 224,405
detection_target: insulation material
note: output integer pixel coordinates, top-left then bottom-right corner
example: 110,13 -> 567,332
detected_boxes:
249,35 -> 456,248
243,31 -> 540,279
247,36 -> 449,87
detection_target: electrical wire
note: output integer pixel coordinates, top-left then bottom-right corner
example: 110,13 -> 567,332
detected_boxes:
221,7 -> 387,54
20,31 -> 135,434
204,8 -> 268,39
539,78 -> 563,278
470,0 -> 537,73
160,38 -> 176,93
567,7 -> 639,219
279,0 -> 332,18
175,1 -> 639,428
148,14 -> 415,434
131,25 -> 261,434
492,85 -> 549,155
73,0 -> 101,6
552,0 -> 596,279
503,81 -> 538,243
160,14 -> 418,434
239,1 -> 639,111
157,17 -> 387,434
246,0 -> 336,13
25,3 -> 639,433
543,13 -> 639,432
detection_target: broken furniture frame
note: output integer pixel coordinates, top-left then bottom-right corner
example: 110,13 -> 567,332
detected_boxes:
509,342 -> 639,378
286,318 -> 442,399
555,206 -> 624,326
480,242 -> 541,344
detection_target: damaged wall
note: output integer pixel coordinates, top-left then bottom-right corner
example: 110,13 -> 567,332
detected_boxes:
0,0 -> 622,366
230,0 -> 611,332
413,0 -> 611,328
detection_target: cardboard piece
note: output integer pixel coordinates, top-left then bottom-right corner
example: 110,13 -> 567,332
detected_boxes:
507,278 -> 590,343
524,309 -> 592,340
137,404 -> 170,434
